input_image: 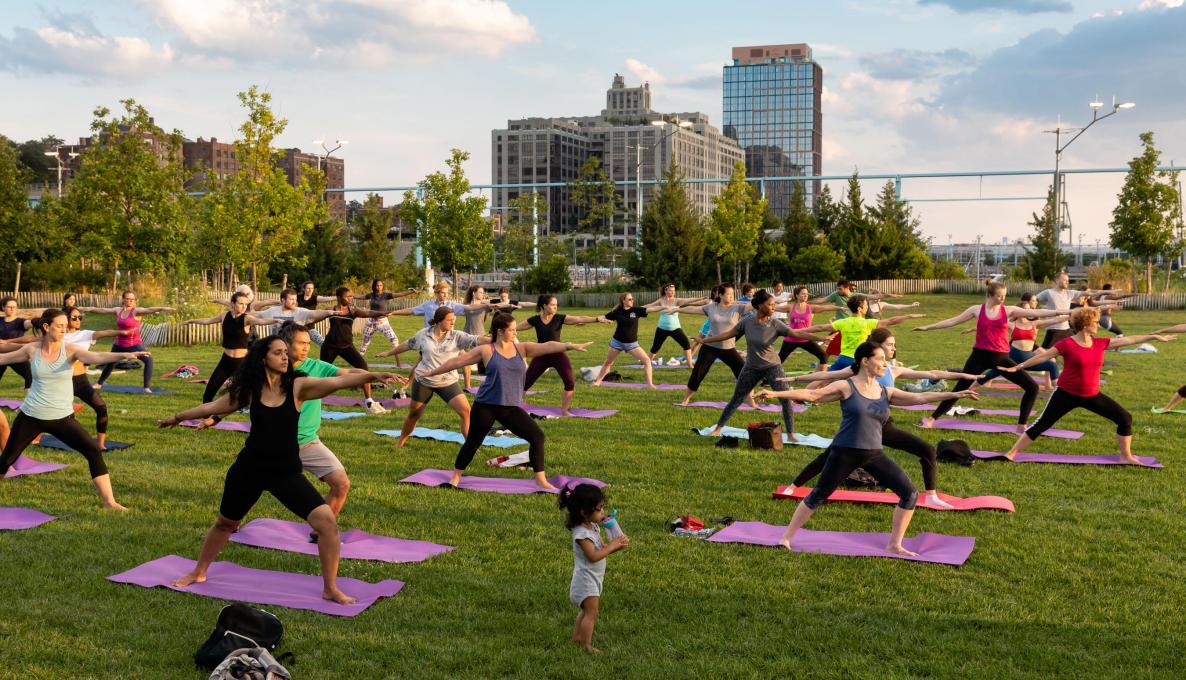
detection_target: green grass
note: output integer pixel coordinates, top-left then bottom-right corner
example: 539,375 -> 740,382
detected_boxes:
1,296 -> 1183,679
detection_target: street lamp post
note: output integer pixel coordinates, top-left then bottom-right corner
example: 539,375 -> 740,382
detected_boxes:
1046,96 -> 1134,249
43,147 -> 78,197
631,119 -> 693,255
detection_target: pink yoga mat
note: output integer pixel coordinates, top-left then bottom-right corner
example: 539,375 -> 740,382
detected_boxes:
675,400 -> 808,414
0,398 -> 22,409
772,485 -> 1016,512
0,507 -> 56,530
321,396 -> 407,408
625,363 -> 688,370
230,518 -> 454,563
977,390 -> 1050,399
400,468 -> 606,494
180,419 -> 252,433
893,404 -> 1021,417
927,418 -> 1082,439
4,455 -> 68,478
519,404 -> 618,419
971,449 -> 1163,468
108,555 -> 402,617
591,382 -> 685,390
707,521 -> 975,566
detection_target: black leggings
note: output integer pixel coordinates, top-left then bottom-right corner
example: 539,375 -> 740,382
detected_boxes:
455,403 -> 546,472
779,340 -> 827,364
320,344 -> 368,370
218,459 -> 326,522
1041,328 -> 1072,349
650,328 -> 691,355
803,446 -> 918,510
97,344 -> 154,389
794,418 -> 937,491
1100,316 -> 1123,336
931,347 -> 1038,424
0,362 -> 32,389
203,354 -> 245,404
72,375 -> 108,434
1026,388 -> 1132,440
687,345 -> 745,391
0,411 -> 108,478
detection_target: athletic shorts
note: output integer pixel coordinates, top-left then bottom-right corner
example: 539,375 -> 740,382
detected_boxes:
609,338 -> 640,352
410,378 -> 465,404
299,439 -> 345,479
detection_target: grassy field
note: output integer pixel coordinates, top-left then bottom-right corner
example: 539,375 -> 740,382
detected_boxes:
1,295 -> 1183,679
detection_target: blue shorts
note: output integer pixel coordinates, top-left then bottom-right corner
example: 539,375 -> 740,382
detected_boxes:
829,355 -> 855,371
609,338 -> 641,352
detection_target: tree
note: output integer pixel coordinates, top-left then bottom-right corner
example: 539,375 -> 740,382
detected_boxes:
570,156 -> 623,283
61,100 -> 192,285
351,193 -> 399,280
1020,187 -> 1067,283
868,180 -> 932,278
523,254 -> 572,294
296,219 -> 353,288
0,136 -> 33,283
631,161 -> 708,288
12,135 -> 63,185
500,191 -> 548,294
788,243 -> 845,283
813,184 -> 841,237
782,180 -> 818,254
399,148 -> 493,286
1109,131 -> 1182,292
195,86 -> 328,289
827,172 -> 879,279
708,161 -> 766,284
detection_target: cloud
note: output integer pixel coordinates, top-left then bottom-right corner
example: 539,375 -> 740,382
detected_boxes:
917,0 -> 1074,13
858,48 -> 976,80
624,57 -> 721,91
0,24 -> 175,77
625,57 -> 663,84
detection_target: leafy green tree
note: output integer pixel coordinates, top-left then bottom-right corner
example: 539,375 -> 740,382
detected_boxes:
631,161 -> 708,288
523,254 -> 572,293
351,193 -> 399,281
708,161 -> 766,284
930,258 -> 967,280
499,191 -> 550,293
813,184 -> 841,237
399,148 -> 493,286
61,100 -> 191,286
294,219 -> 353,288
11,135 -> 63,185
1109,131 -> 1182,292
0,136 -> 33,285
782,180 -> 819,254
1020,187 -> 1068,283
827,172 -> 878,278
788,243 -> 844,283
570,156 -> 623,281
869,180 -> 932,278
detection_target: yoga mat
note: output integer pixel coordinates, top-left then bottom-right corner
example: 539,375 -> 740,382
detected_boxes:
707,521 -> 975,566
99,385 -> 175,395
180,419 -> 252,433
893,404 -> 1022,417
4,455 -> 68,478
772,485 -> 1016,512
591,382 -> 686,390
983,381 -> 1056,391
0,398 -> 21,409
927,419 -> 1082,439
1151,407 -> 1186,415
321,410 -> 366,420
35,434 -> 132,451
321,396 -> 407,409
368,363 -> 416,369
976,389 -> 1051,399
230,518 -> 454,563
695,425 -> 832,449
625,363 -> 688,370
108,555 -> 402,617
465,387 -> 540,395
400,468 -> 606,494
375,428 -> 527,448
676,400 -> 808,414
519,404 -> 618,419
971,449 -> 1163,468
0,507 -> 56,530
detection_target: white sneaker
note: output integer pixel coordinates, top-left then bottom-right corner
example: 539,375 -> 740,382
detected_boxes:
366,401 -> 388,415
667,357 -> 680,366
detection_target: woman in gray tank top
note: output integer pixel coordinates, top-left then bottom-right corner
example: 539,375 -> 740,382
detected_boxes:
754,342 -> 979,556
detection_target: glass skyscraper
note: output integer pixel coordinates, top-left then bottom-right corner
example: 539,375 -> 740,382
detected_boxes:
722,43 -> 822,217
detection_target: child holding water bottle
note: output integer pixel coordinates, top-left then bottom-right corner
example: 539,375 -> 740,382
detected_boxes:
559,483 -> 629,652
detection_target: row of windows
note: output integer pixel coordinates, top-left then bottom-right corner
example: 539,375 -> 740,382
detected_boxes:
724,64 -> 816,79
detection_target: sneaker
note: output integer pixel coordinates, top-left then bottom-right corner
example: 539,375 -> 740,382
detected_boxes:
666,357 -> 680,366
366,401 -> 388,415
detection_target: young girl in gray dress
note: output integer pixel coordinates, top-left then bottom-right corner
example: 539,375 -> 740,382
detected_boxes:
559,484 -> 629,652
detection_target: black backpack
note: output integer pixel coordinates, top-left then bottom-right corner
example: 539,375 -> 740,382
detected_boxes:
937,439 -> 976,466
194,603 -> 286,671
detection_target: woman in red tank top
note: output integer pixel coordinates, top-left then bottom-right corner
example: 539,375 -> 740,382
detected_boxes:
999,307 -> 1173,463
975,292 -> 1071,390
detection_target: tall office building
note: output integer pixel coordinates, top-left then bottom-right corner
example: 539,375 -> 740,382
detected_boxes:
723,43 -> 823,217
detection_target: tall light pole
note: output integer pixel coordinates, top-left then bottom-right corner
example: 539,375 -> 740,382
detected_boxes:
631,119 -> 692,254
311,139 -> 348,172
43,147 -> 78,197
1046,96 -> 1134,248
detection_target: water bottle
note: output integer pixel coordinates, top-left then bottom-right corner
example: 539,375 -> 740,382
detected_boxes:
602,510 -> 624,540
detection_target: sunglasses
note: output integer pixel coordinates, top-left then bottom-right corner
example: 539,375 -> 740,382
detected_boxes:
70,315 -> 83,320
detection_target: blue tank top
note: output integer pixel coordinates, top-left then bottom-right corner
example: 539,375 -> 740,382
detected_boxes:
833,378 -> 889,449
23,343 -> 73,420
475,347 -> 527,406
876,367 -> 896,389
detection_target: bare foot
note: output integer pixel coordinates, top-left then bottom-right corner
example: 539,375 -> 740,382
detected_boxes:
449,473 -> 463,487
171,571 -> 206,587
647,383 -> 657,389
591,381 -> 602,387
536,479 -> 559,492
778,534 -> 794,551
1004,451 -> 1018,461
679,398 -> 691,406
707,427 -> 722,436
924,493 -> 954,510
395,438 -> 409,448
1118,454 -> 1142,465
323,588 -> 357,605
198,417 -> 216,430
560,411 -> 571,417
581,646 -> 602,654
144,388 -> 153,394
103,501 -> 129,511
886,544 -> 919,557
918,416 -> 935,429
94,384 -> 104,390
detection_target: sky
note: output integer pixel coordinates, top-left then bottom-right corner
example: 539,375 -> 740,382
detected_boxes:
2,0 -> 1184,247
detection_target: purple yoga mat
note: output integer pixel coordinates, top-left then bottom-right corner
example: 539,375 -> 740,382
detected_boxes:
108,555 -> 402,617
321,396 -> 407,408
675,400 -> 808,414
465,387 -> 540,395
180,419 -> 252,433
625,363 -> 688,370
707,521 -> 975,566
400,468 -> 606,494
0,398 -> 22,409
971,449 -> 1163,468
592,382 -> 685,390
893,404 -> 1021,416
0,507 -> 56,530
928,418 -> 1082,439
4,455 -> 68,478
519,404 -> 618,419
230,518 -> 454,563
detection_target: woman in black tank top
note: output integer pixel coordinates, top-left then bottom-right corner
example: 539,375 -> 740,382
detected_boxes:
514,294 -> 609,416
319,287 -> 395,413
181,292 -> 279,412
160,335 -> 405,605
0,296 -> 34,388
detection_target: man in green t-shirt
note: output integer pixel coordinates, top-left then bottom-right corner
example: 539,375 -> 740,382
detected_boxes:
802,295 -> 925,371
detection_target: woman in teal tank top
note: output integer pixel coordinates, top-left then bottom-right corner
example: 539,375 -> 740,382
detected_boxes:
647,284 -> 707,368
0,309 -> 149,509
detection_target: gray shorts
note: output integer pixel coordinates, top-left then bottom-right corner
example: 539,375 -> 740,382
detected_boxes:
299,439 -> 345,479
410,378 -> 465,404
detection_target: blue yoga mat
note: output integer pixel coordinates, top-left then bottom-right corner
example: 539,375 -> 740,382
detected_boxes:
374,428 -> 527,448
99,385 -> 175,395
321,410 -> 366,421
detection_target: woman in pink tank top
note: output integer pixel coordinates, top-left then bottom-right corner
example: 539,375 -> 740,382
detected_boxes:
777,286 -> 844,370
83,290 -> 174,393
913,280 -> 1067,431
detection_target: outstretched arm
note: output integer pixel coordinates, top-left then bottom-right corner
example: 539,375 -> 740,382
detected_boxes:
787,367 -> 853,384
754,380 -> 849,404
522,340 -> 592,359
375,341 -> 413,358
698,323 -> 742,347
77,306 -> 119,314
91,329 -> 132,340
243,313 -> 279,328
352,308 -> 393,319
877,312 -> 926,328
296,371 -> 405,402
887,387 -> 980,406
1006,306 -> 1073,321
563,314 -> 609,325
895,368 -> 982,382
423,347 -> 486,376
182,312 -> 225,326
1109,334 -> 1175,349
913,306 -> 977,331
138,306 -> 175,314
70,346 -> 149,366
876,301 -> 921,310
159,394 -> 241,425
1153,323 -> 1186,334
997,346 -> 1062,372
302,309 -> 339,323
0,344 -> 32,365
